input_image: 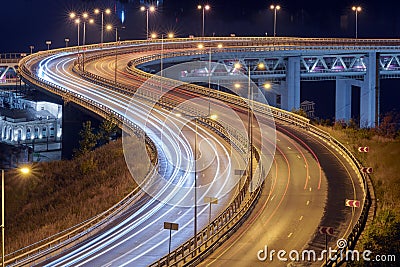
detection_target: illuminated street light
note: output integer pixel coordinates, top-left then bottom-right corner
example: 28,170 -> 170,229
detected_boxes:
64,38 -> 70,47
45,40 -> 52,50
234,62 -> 264,193
1,167 -> 31,267
160,32 -> 175,95
197,4 -> 210,37
94,8 -> 111,44
140,5 -> 156,39
106,24 -> 125,84
352,6 -> 362,39
270,4 -> 281,37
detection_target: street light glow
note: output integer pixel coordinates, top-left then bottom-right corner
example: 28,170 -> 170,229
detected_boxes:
69,12 -> 76,19
352,6 -> 362,12
263,83 -> 271,89
94,8 -> 100,14
20,167 -> 31,175
75,18 -> 80,24
105,8 -> 111,14
205,5 -> 210,11
217,43 -> 223,48
168,33 -> 174,38
106,24 -> 112,30
234,83 -> 241,88
151,32 -> 157,39
149,6 -> 156,12
234,62 -> 241,69
198,43 -> 204,49
82,12 -> 88,19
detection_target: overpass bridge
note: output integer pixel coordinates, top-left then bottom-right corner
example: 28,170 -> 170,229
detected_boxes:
134,38 -> 400,127
0,53 -> 26,87
10,37 -> 380,266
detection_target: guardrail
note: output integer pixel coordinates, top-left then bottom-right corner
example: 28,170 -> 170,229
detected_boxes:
16,37 -> 374,266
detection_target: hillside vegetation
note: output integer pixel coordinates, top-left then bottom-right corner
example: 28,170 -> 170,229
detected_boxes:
319,123 -> 400,265
5,138 -> 146,253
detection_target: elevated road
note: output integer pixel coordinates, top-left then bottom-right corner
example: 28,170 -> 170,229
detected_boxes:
14,37 -> 373,266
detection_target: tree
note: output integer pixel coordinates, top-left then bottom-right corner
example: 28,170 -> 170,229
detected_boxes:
98,114 -> 118,145
74,121 -> 98,157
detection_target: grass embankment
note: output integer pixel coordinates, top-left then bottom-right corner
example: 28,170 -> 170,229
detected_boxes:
6,138 -> 149,254
319,125 -> 400,264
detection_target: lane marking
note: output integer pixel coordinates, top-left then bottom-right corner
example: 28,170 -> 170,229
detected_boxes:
306,200 -> 310,205
288,232 -> 293,238
299,215 -> 303,221
309,187 -> 312,192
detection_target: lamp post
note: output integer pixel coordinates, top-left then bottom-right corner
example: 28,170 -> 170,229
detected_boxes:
352,6 -> 362,39
204,196 -> 218,239
176,112 -> 217,256
197,43 -> 223,113
159,32 -> 174,95
29,45 -> 34,55
64,38 -> 70,47
140,5 -> 156,39
270,4 -> 281,37
197,4 -> 210,37
69,12 -> 80,46
45,41 -> 52,50
1,167 -> 31,267
94,8 -> 111,44
234,62 -> 264,192
106,24 -> 125,85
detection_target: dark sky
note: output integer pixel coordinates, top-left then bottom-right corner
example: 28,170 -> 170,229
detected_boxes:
1,0 -> 399,118
1,0 -> 400,53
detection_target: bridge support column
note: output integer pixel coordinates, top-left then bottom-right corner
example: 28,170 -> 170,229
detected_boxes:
284,56 -> 301,111
360,52 -> 380,128
335,79 -> 352,122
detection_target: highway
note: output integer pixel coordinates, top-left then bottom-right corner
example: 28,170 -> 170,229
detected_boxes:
16,38 -> 367,266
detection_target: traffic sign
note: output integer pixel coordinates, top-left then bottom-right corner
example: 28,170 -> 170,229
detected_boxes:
361,167 -> 373,174
164,222 -> 179,231
358,146 -> 369,152
345,199 -> 360,208
319,226 -> 334,236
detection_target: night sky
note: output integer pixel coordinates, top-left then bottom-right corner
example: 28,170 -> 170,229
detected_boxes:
1,0 -> 399,118
1,0 -> 400,52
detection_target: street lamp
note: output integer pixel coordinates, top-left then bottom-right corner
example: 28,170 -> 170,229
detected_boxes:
140,5 -> 156,39
29,45 -> 34,55
106,24 -> 125,85
45,40 -> 52,50
234,62 -> 264,192
270,4 -> 281,37
197,4 -> 210,37
176,112 -> 217,256
352,6 -> 362,39
204,196 -> 218,239
1,167 -> 31,267
94,8 -> 111,44
64,38 -> 70,47
156,32 -> 174,95
197,43 -> 223,113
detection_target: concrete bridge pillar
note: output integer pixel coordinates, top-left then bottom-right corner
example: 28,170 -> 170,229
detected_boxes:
284,56 -> 301,111
361,52 -> 380,127
335,79 -> 352,122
